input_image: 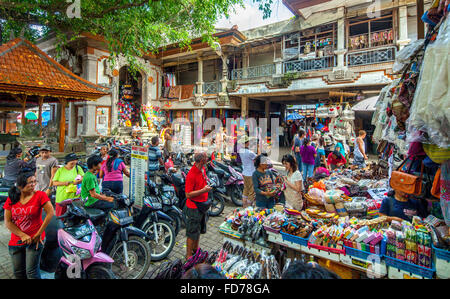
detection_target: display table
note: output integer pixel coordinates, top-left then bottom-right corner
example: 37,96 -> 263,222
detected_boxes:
266,230 -> 387,278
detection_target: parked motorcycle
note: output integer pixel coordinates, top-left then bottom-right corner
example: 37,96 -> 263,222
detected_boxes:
156,172 -> 183,236
112,144 -> 132,165
207,159 -> 244,207
134,175 -> 176,261
0,185 -> 8,219
205,171 -> 226,217
54,198 -> 115,279
223,157 -> 243,173
86,190 -> 152,279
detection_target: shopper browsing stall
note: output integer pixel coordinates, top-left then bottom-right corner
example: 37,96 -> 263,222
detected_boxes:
252,154 -> 278,209
326,151 -> 347,171
300,138 -> 317,181
293,130 -> 306,173
281,154 -> 304,211
334,136 -> 346,159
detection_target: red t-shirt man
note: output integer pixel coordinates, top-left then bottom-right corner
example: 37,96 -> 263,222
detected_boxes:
185,164 -> 208,209
3,191 -> 50,246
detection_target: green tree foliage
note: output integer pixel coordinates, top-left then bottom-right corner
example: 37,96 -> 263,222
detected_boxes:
0,0 -> 274,72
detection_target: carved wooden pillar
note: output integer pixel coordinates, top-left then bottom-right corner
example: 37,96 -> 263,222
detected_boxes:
37,96 -> 44,137
59,98 -> 67,153
13,94 -> 27,125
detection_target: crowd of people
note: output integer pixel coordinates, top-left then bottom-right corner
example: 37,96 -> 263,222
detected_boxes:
0,120 -> 368,279
1,144 -> 131,279
236,123 -> 369,214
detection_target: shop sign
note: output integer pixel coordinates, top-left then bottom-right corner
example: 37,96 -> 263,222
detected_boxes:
130,146 -> 148,210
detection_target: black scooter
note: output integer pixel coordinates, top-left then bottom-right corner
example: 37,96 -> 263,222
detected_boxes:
134,175 -> 176,261
205,171 -> 226,217
156,172 -> 183,236
0,184 -> 9,219
83,191 -> 152,279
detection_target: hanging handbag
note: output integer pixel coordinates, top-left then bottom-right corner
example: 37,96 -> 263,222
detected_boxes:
431,168 -> 441,199
390,158 -> 424,195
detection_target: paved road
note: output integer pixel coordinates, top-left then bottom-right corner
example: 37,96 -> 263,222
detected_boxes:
0,175 -> 237,279
0,146 -> 312,279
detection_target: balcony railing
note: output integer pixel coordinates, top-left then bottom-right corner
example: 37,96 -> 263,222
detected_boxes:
346,46 -> 396,67
284,56 -> 336,73
348,29 -> 394,51
231,63 -> 275,80
203,81 -> 222,94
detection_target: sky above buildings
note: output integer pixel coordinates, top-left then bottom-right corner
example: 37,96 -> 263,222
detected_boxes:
216,0 -> 294,31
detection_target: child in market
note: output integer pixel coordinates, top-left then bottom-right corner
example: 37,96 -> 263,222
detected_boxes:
82,155 -> 115,212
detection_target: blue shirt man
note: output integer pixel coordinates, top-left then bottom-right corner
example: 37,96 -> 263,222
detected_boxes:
148,136 -> 163,173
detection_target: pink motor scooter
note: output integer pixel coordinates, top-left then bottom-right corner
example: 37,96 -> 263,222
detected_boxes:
55,198 -> 115,279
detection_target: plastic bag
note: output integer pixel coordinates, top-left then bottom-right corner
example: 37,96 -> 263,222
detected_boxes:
228,258 -> 249,277
243,262 -> 262,279
408,15 -> 450,148
308,188 -> 325,202
223,255 -> 241,272
393,39 -> 425,74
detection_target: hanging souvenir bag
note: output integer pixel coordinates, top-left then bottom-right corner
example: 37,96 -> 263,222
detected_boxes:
341,104 -> 355,121
390,158 -> 424,196
328,106 -> 339,118
316,106 -> 329,118
335,117 -> 347,129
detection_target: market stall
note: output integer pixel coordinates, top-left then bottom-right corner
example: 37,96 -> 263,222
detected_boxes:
217,164 -> 449,279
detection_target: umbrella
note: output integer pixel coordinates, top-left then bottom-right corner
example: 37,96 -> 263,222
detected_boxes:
287,113 -> 305,120
352,96 -> 379,111
25,112 -> 38,120
42,111 -> 51,122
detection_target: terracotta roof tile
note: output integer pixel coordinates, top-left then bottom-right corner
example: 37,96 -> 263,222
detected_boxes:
0,38 -> 109,99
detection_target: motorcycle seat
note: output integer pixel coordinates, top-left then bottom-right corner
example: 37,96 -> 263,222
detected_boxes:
84,208 -> 106,221
214,161 -> 229,172
213,167 -> 226,178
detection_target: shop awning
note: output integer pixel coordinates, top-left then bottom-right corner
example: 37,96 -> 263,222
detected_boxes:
352,96 -> 378,111
287,112 -> 305,120
0,38 -> 110,152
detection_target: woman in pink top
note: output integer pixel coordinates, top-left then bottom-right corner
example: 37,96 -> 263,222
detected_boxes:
100,149 -> 130,194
